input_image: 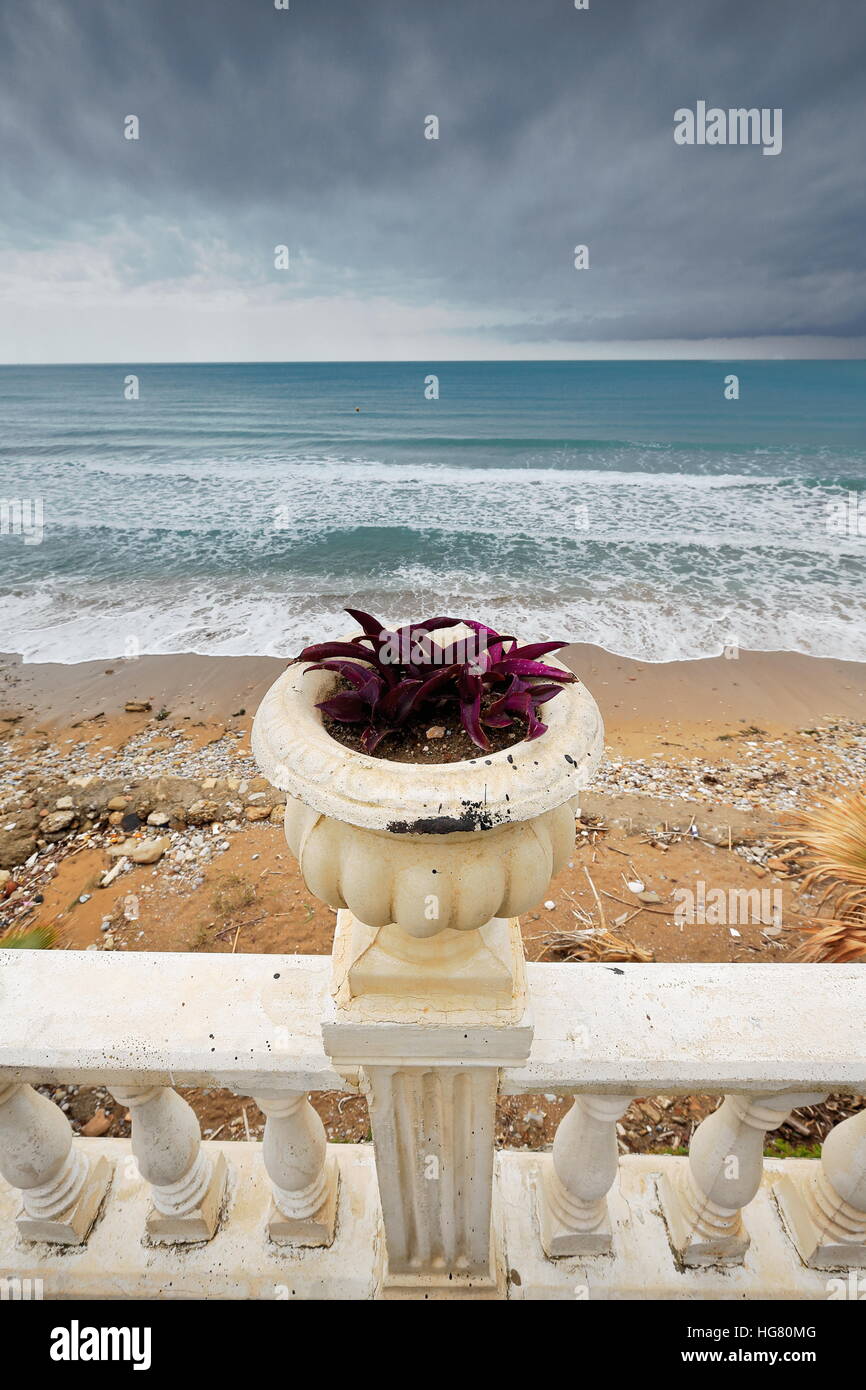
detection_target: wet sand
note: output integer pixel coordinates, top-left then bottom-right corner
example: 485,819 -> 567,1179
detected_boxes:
2,645 -> 865,758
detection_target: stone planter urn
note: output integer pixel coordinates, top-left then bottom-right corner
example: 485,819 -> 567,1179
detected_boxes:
252,624 -> 604,1293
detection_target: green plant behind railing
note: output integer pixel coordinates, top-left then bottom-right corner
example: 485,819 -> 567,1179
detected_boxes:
0,925 -> 56,950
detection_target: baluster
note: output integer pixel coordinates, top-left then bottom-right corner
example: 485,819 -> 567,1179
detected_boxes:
110,1084 -> 226,1242
254,1090 -> 338,1246
539,1094 -> 633,1255
776,1108 -> 866,1268
0,1081 -> 110,1244
659,1089 -> 828,1265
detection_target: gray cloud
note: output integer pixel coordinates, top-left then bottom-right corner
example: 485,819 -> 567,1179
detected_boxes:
0,0 -> 864,358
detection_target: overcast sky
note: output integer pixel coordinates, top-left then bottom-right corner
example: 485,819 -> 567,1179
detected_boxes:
1,0 -> 864,362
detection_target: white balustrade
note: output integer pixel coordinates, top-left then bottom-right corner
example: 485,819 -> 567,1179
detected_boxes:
0,950 -> 864,1297
539,1093 -> 633,1255
659,1090 -> 828,1265
110,1084 -> 227,1242
254,1090 -> 338,1245
0,1081 -> 110,1244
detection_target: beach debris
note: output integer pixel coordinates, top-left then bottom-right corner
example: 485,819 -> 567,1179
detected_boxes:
535,924 -> 653,964
107,839 -> 136,859
128,838 -> 169,865
99,858 -> 128,887
582,866 -> 607,927
543,899 -> 556,910
107,836 -> 169,865
124,701 -> 152,713
81,1109 -> 112,1137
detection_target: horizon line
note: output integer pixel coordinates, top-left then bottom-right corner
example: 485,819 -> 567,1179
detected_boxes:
2,356 -> 865,368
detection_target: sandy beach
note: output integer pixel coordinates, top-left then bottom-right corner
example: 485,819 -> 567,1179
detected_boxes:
3,641 -> 865,956
5,641 -> 866,747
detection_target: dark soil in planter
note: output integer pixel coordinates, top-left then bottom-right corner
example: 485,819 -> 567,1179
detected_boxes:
322,693 -> 529,764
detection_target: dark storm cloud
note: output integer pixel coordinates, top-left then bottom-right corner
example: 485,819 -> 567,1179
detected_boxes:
1,0 -> 865,347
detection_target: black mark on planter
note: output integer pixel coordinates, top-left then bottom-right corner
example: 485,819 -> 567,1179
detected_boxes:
387,802 -> 503,834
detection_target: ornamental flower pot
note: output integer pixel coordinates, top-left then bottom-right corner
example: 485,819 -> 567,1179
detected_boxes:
253,622 -> 605,1292
252,624 -> 604,1009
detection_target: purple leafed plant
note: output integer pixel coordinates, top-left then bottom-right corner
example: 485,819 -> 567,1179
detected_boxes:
293,609 -> 576,754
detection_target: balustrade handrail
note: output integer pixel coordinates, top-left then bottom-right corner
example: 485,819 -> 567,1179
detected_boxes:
1,949 -> 863,1096
0,949 -> 347,1094
504,960 -> 866,1095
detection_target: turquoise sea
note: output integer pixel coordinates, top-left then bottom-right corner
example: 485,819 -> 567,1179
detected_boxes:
0,360 -> 864,663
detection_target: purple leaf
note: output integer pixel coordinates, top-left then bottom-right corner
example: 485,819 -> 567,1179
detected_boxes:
481,711 -> 513,728
361,724 -> 395,753
527,684 -> 564,706
525,707 -> 548,740
344,608 -> 386,637
305,659 -> 383,692
407,664 -> 461,708
507,641 -> 570,661
494,658 -> 577,681
460,691 -> 490,751
296,640 -> 388,672
316,692 -> 369,723
377,679 -> 423,724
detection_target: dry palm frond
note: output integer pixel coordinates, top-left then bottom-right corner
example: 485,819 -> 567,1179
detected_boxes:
787,911 -> 866,964
534,926 -> 653,964
773,787 -> 866,918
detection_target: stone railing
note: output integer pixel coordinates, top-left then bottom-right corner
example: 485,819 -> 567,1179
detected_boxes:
1,942 -> 865,1299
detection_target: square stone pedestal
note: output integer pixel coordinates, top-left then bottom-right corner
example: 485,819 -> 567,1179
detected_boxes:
267,1155 -> 340,1247
145,1152 -> 227,1244
17,1154 -> 112,1246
